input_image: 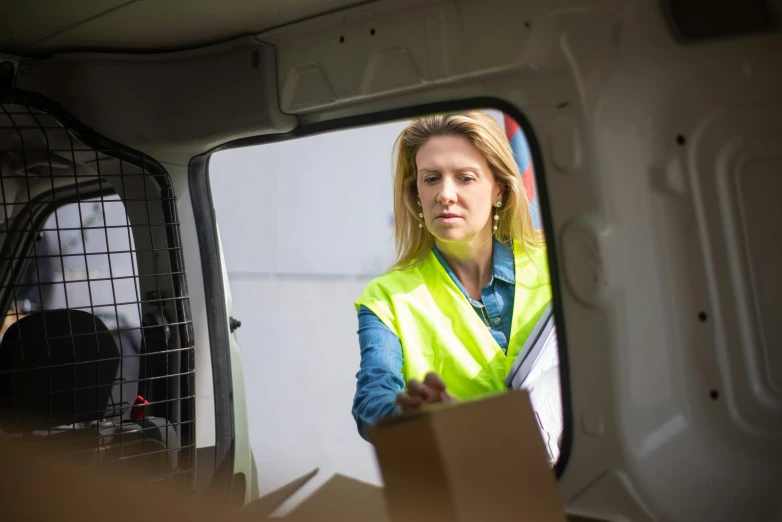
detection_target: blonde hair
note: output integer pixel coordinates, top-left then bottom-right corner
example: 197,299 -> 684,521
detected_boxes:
391,110 -> 544,270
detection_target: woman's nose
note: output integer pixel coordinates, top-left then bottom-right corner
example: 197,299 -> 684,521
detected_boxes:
438,179 -> 457,205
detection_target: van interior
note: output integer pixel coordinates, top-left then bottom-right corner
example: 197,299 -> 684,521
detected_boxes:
1,1 -> 781,521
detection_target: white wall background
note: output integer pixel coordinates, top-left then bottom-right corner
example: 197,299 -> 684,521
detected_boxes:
209,111 -> 506,502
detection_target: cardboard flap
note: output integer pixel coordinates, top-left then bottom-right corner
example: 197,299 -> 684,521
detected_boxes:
286,473 -> 390,522
241,468 -> 320,518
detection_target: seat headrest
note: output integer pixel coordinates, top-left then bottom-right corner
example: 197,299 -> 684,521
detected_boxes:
0,309 -> 121,433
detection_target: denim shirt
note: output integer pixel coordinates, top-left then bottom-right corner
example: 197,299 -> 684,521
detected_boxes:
352,239 -> 515,441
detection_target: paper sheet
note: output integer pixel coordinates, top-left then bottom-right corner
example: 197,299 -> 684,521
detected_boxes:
520,326 -> 562,463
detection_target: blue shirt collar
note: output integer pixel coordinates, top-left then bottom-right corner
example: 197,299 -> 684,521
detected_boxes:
432,238 -> 515,288
492,239 -> 515,284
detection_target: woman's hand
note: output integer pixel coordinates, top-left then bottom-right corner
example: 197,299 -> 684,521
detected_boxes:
396,372 -> 454,413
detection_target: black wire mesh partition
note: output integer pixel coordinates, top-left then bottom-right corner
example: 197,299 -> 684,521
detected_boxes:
0,92 -> 195,483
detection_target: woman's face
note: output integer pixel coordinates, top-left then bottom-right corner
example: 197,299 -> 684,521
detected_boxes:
415,135 -> 501,245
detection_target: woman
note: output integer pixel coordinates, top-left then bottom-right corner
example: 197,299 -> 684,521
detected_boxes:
352,111 -> 552,442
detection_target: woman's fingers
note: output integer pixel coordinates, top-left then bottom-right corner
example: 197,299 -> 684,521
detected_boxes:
396,391 -> 422,412
423,372 -> 453,402
396,373 -> 454,413
407,378 -> 435,402
439,389 -> 454,403
423,372 -> 447,392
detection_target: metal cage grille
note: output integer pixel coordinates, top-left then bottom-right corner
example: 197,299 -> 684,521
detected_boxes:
0,91 -> 195,482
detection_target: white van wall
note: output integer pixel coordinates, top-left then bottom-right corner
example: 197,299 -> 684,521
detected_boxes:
209,111 -> 506,496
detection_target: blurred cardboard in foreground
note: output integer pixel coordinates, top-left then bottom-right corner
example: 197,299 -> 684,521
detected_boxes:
250,389 -> 566,522
3,390 -> 566,522
1,441 -> 222,522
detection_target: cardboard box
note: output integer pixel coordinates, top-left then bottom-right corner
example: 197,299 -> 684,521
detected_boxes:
369,389 -> 566,522
3,390 -> 567,522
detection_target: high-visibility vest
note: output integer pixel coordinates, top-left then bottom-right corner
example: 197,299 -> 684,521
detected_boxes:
355,240 -> 552,399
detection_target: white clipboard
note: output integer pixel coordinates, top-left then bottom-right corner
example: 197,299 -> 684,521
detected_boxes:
505,304 -> 562,464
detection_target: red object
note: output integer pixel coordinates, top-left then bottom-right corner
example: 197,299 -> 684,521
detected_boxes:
503,113 -> 521,138
130,395 -> 149,420
503,114 -> 536,203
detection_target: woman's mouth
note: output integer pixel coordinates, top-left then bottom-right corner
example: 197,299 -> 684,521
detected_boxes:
435,214 -> 461,224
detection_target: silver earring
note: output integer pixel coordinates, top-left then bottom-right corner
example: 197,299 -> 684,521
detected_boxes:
493,202 -> 501,232
417,200 -> 422,207
496,202 -> 502,208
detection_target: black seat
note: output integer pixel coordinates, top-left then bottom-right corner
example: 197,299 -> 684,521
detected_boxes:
0,309 -> 120,434
0,308 -> 180,476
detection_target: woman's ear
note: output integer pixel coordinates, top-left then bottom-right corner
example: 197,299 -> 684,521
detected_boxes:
494,183 -> 505,206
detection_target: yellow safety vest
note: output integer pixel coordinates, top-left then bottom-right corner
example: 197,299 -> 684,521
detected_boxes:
355,240 -> 552,399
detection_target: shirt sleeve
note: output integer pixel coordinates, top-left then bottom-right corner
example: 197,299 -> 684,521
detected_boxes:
352,305 -> 405,442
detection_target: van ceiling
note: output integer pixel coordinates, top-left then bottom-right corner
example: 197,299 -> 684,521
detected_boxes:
0,0 -> 370,57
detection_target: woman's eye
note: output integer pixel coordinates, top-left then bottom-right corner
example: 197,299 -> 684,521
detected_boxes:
424,177 -> 438,184
460,176 -> 476,182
